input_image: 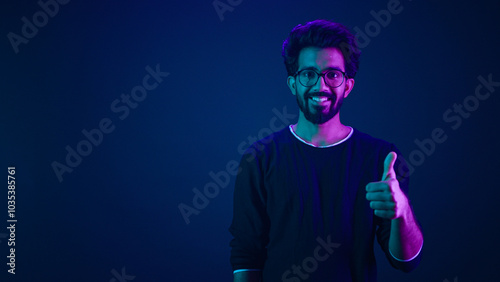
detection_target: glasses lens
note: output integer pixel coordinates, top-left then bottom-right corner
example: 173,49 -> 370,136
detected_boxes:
299,70 -> 319,86
325,70 -> 344,87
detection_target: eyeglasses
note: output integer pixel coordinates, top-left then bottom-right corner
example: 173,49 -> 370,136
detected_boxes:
294,69 -> 346,88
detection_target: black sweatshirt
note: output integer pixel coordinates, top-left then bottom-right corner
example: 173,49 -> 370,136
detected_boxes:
229,126 -> 422,281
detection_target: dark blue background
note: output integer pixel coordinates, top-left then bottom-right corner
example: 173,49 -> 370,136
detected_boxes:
1,0 -> 499,281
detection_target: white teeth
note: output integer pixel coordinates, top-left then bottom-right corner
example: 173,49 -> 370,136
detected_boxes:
311,97 -> 328,102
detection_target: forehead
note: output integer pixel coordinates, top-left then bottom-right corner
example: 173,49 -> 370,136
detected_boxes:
297,47 -> 345,71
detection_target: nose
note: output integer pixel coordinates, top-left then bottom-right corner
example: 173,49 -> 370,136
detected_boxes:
312,75 -> 331,93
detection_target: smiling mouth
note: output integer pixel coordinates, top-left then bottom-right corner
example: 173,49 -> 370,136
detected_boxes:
310,96 -> 330,102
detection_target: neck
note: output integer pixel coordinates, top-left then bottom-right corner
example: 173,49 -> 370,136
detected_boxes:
292,112 -> 350,147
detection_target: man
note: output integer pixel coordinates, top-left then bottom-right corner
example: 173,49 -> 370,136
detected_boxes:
229,19 -> 423,281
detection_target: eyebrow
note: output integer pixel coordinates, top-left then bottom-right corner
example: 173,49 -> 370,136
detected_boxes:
299,66 -> 344,72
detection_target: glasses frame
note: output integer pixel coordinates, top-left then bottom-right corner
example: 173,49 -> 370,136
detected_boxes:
294,69 -> 347,88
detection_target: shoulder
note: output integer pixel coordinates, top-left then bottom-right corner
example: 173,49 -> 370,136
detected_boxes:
240,126 -> 293,163
251,126 -> 292,152
348,128 -> 400,165
351,128 -> 410,185
350,128 -> 399,150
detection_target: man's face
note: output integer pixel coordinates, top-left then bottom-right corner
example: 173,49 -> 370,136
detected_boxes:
287,47 -> 354,125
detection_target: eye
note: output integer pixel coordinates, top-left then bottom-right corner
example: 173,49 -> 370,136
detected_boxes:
326,70 -> 341,79
301,70 -> 317,79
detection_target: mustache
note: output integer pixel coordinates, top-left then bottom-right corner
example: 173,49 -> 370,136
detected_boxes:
305,92 -> 336,100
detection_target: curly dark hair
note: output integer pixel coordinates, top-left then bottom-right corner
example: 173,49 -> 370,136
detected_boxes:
282,19 -> 361,78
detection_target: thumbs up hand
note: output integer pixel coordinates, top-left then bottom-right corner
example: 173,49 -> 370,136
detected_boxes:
366,152 -> 409,219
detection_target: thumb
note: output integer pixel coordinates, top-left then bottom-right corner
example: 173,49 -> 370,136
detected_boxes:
381,151 -> 397,181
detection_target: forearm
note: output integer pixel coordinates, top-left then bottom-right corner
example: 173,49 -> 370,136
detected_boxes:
233,270 -> 262,282
389,207 -> 423,261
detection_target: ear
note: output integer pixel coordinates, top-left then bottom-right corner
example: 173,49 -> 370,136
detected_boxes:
343,78 -> 355,98
287,76 -> 297,95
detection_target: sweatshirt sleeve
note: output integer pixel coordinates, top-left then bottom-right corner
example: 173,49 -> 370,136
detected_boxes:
375,145 -> 423,272
229,150 -> 270,271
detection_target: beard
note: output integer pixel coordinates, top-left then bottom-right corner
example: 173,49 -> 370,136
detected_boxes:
296,91 -> 344,124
